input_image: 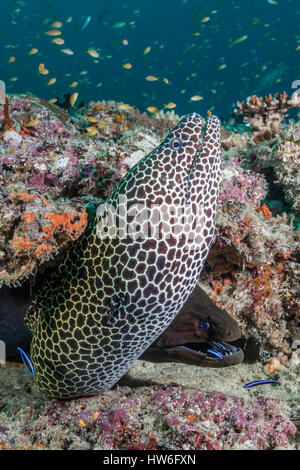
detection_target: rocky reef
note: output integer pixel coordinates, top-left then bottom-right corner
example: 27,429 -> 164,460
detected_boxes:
0,92 -> 299,450
0,94 -> 175,285
0,92 -> 299,362
0,364 -> 297,450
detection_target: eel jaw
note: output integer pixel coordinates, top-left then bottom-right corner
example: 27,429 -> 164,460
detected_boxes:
142,339 -> 244,368
170,340 -> 244,368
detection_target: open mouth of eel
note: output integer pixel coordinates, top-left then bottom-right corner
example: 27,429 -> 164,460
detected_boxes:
161,339 -> 244,367
178,340 -> 240,358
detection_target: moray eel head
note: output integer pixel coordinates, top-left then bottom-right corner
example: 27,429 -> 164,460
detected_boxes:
140,285 -> 244,367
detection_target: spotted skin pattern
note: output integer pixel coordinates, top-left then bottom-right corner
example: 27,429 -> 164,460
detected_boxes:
24,113 -> 221,399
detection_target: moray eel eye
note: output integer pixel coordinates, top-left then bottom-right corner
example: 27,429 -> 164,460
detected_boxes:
169,137 -> 184,150
199,320 -> 210,331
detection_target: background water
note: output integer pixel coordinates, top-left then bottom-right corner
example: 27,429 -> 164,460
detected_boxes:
1,0 -> 300,118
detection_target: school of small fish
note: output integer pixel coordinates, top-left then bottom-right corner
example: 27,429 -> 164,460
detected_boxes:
2,0 -> 299,115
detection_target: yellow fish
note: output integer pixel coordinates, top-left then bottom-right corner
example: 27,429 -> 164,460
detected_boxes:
146,106 -> 159,113
118,103 -> 134,110
163,78 -> 169,84
190,95 -> 203,101
296,45 -> 300,51
218,64 -> 226,70
45,29 -> 62,36
87,49 -> 99,58
122,39 -> 129,45
86,126 -> 98,136
145,75 -> 159,81
48,98 -> 58,104
52,38 -> 65,45
122,63 -> 132,69
26,119 -> 40,127
85,116 -> 98,123
51,21 -> 63,28
29,48 -> 38,55
8,57 -> 15,63
164,102 -> 176,109
70,92 -> 78,107
38,63 -> 49,75
143,46 -> 151,55
232,35 -> 248,45
47,78 -> 56,86
201,17 -> 210,23
70,81 -> 78,88
61,49 -> 74,55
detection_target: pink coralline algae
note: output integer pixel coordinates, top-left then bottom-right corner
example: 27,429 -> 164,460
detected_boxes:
218,160 -> 267,206
2,383 -> 296,450
0,94 -> 174,286
199,95 -> 300,360
200,150 -> 299,359
1,92 -> 299,361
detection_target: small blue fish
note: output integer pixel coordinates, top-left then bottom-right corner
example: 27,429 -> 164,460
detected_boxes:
82,15 -> 91,31
243,380 -> 280,389
17,347 -> 34,375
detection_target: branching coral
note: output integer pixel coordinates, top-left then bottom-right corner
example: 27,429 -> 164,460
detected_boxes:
234,92 -> 300,141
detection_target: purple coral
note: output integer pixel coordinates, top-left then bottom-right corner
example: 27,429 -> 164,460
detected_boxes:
2,383 -> 296,450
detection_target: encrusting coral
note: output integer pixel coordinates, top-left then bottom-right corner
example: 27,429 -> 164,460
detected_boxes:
0,95 -> 176,286
0,91 -> 299,450
0,92 -> 299,363
199,155 -> 299,360
0,373 -> 296,450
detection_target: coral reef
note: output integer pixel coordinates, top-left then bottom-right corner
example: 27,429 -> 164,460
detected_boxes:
272,138 -> 300,214
200,155 -> 299,360
0,364 -> 297,450
0,94 -> 176,286
0,91 -> 299,361
1,92 -> 300,449
234,92 -> 300,142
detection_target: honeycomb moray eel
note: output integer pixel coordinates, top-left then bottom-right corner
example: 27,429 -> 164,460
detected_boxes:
23,113 -> 224,399
0,283 -> 243,367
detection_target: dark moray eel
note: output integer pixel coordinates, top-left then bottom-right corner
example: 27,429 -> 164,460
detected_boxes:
140,284 -> 243,367
0,282 -> 243,367
0,114 -> 243,398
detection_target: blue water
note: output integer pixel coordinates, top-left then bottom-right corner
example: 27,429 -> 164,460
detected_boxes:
1,0 -> 299,117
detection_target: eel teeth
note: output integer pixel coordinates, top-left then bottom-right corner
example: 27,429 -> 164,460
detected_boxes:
178,341 -> 239,359
207,341 -> 237,356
